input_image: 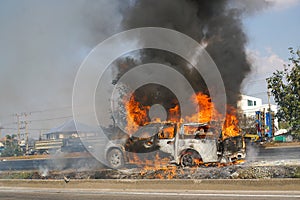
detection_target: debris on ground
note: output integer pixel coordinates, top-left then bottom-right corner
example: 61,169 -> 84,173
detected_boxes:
0,161 -> 299,180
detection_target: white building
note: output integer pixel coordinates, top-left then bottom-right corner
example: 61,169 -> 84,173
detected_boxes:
238,94 -> 278,128
238,95 -> 262,116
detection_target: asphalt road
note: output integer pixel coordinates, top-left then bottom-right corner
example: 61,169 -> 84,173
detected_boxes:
0,156 -> 103,171
246,145 -> 300,161
0,187 -> 299,200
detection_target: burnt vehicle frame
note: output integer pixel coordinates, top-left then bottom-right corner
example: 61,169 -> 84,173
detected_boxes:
104,122 -> 246,169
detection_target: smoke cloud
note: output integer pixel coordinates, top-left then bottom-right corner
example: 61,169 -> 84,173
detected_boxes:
0,0 -> 123,133
0,0 -> 273,133
119,0 -> 267,108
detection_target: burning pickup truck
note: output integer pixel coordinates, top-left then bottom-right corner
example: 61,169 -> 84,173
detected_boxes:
105,122 -> 246,169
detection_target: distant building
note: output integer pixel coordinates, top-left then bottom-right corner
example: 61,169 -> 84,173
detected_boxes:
42,119 -> 97,140
238,94 -> 278,128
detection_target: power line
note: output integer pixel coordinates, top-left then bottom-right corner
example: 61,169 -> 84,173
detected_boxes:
243,79 -> 268,83
0,113 -> 16,120
247,91 -> 269,95
28,115 -> 72,122
1,127 -> 50,131
28,106 -> 72,114
0,112 -> 72,125
0,106 -> 72,121
1,115 -> 73,132
0,121 -> 17,126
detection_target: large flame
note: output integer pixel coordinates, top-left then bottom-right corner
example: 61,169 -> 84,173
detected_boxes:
124,95 -> 150,134
185,92 -> 216,123
168,104 -> 180,122
124,92 -> 240,138
185,93 -> 240,139
123,93 -> 242,177
222,107 -> 240,139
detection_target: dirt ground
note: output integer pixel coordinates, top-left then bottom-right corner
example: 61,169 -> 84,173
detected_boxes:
0,161 -> 299,180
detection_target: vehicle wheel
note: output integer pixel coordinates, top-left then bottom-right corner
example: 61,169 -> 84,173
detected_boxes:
180,151 -> 200,167
107,148 -> 124,169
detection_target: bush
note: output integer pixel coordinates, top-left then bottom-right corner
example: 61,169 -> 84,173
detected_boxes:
0,142 -> 23,157
294,167 -> 300,178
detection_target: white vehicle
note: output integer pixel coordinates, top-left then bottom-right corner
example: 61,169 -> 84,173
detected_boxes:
105,122 -> 246,169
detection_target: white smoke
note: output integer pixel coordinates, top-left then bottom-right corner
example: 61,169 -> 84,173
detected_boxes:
0,0 -> 124,135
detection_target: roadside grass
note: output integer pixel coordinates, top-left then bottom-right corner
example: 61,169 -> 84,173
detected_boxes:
294,167 -> 300,178
0,171 -> 36,179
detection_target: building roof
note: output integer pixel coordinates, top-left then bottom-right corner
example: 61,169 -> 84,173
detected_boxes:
45,119 -> 97,135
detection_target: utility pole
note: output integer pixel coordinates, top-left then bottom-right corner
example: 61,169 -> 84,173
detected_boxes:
25,113 -> 29,155
267,89 -> 273,137
0,126 -> 2,139
16,114 -> 21,144
17,112 -> 30,154
267,89 -> 272,112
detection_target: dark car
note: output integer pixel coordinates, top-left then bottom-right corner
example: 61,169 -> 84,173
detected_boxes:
61,137 -> 88,153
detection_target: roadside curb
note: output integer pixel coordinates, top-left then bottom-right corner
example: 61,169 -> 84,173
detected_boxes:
0,179 -> 299,191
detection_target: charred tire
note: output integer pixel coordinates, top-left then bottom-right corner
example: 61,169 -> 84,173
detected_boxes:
107,148 -> 124,169
180,150 -> 201,167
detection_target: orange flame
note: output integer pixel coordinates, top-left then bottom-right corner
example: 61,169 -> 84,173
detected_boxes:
222,106 -> 240,139
185,92 -> 216,123
135,152 -> 179,179
124,94 -> 150,134
124,92 -> 240,138
168,104 -> 180,122
185,93 -> 240,139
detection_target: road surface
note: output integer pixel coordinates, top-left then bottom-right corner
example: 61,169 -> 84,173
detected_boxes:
0,187 -> 299,200
0,179 -> 299,199
247,145 -> 300,161
0,156 -> 103,171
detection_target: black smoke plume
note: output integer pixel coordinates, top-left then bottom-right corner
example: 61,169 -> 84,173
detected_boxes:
116,0 -> 254,109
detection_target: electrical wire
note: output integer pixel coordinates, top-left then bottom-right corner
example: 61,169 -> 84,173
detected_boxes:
28,115 -> 72,122
27,106 -> 72,114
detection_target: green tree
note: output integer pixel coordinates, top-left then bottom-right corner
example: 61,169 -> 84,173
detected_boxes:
267,47 -> 300,135
1,135 -> 22,157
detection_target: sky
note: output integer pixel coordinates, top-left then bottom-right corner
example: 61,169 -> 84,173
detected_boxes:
0,0 -> 299,137
241,0 -> 300,101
